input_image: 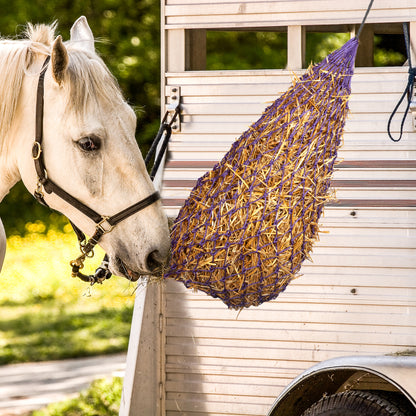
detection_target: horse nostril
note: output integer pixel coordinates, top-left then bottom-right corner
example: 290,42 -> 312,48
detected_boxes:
146,250 -> 162,272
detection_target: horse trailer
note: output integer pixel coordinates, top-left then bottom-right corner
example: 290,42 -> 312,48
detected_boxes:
120,1 -> 416,415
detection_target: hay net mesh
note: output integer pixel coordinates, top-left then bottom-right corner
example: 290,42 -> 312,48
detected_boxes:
165,38 -> 359,309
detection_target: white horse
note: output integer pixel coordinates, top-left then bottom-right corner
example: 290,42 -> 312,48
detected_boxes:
0,17 -> 170,279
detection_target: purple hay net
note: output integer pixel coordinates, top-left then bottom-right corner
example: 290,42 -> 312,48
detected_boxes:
165,38 -> 359,309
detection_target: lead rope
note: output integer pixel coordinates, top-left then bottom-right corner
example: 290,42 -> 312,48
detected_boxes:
387,23 -> 416,142
73,106 -> 179,284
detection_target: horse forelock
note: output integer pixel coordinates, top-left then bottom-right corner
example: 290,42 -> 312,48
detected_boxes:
64,47 -> 128,119
25,22 -> 56,47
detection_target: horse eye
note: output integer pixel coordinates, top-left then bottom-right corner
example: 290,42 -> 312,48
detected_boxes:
77,136 -> 101,152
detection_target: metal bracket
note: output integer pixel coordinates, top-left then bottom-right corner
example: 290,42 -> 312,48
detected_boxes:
167,86 -> 181,132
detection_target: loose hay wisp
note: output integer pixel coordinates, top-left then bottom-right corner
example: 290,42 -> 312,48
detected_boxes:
165,38 -> 359,309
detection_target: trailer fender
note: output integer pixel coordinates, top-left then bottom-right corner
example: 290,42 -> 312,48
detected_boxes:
267,355 -> 416,416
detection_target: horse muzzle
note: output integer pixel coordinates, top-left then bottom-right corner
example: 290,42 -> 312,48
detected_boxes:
112,249 -> 169,282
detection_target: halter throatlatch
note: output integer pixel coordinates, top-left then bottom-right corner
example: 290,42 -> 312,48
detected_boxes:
32,56 -> 161,284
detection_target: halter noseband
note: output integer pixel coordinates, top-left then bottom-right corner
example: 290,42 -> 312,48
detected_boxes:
32,56 -> 160,283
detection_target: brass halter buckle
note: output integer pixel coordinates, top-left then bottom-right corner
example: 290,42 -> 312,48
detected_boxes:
96,216 -> 115,234
32,142 -> 42,160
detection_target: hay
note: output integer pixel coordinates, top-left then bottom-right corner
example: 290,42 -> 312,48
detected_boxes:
164,38 -> 358,309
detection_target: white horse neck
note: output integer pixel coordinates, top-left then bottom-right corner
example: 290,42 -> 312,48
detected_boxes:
0,26 -> 52,201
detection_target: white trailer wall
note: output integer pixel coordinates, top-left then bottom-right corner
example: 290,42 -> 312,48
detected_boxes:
161,67 -> 416,416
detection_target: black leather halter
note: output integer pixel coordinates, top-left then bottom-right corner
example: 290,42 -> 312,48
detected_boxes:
32,56 -> 160,282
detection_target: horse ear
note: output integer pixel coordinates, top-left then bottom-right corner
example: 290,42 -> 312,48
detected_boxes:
51,35 -> 68,86
70,16 -> 94,53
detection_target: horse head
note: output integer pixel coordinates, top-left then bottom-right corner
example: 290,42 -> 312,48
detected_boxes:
7,17 -> 170,280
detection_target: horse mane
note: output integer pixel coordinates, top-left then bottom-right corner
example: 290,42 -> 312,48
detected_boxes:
0,22 -> 127,153
0,24 -> 54,149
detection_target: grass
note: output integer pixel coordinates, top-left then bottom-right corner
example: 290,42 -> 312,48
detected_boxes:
31,377 -> 123,416
0,224 -> 137,364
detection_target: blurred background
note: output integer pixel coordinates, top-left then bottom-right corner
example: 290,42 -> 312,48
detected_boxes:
0,1 -> 406,414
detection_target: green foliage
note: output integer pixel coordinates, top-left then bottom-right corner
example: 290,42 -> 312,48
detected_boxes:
207,31 -> 287,70
0,304 -> 133,364
206,30 -> 405,70
374,34 -> 406,66
31,377 -> 123,416
0,183 -> 67,236
305,32 -> 350,64
0,230 -> 136,364
206,31 -> 353,70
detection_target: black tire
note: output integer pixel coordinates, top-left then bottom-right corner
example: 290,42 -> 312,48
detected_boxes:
301,390 -> 411,416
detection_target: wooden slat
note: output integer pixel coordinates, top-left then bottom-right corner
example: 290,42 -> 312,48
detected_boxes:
165,0 -> 415,15
328,199 -> 416,207
166,78 -> 408,96
172,100 -> 402,116
165,1 -> 416,30
166,143 -> 416,154
165,150 -> 416,164
163,179 -> 416,188
164,168 -> 416,181
163,198 -> 416,208
166,132 -> 414,145
165,160 -> 416,169
166,319 -> 416,344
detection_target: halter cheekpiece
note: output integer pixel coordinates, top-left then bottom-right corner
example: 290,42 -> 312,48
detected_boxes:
32,56 -> 161,284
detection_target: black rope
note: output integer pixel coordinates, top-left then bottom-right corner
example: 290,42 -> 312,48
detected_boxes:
150,125 -> 172,180
145,110 -> 170,167
356,0 -> 375,39
145,106 -> 180,180
387,23 -> 416,142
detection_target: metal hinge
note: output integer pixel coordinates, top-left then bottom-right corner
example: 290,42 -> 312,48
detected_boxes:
167,86 -> 181,132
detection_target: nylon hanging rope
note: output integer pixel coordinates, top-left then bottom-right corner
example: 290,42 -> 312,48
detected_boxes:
161,1 -> 374,308
387,22 -> 416,142
357,0 -> 374,39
